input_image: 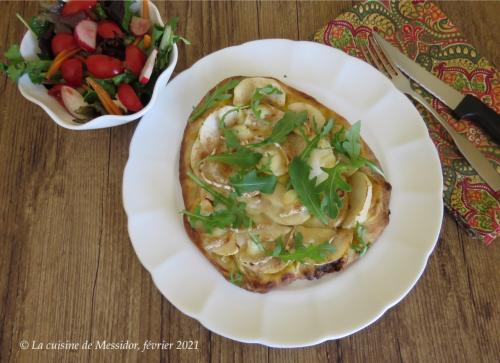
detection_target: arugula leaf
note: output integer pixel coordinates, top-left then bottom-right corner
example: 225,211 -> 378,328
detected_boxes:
360,157 -> 385,177
288,157 -> 329,224
189,79 -> 241,121
249,233 -> 265,251
229,169 -> 277,196
332,127 -> 346,154
253,111 -> 308,146
220,128 -> 240,150
186,171 -> 252,230
219,105 -> 248,129
273,232 -> 336,263
271,237 -> 285,257
184,206 -> 235,233
206,148 -> 262,169
299,118 -> 334,160
250,85 -> 282,119
222,128 -> 242,150
256,153 -> 274,175
352,222 -> 369,256
187,171 -> 232,206
332,122 -> 385,177
229,271 -> 243,286
318,163 -> 351,219
342,121 -> 361,161
219,106 -> 249,150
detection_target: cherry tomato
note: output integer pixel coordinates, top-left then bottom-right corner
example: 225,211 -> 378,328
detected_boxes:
48,84 -> 65,106
125,45 -> 146,76
61,58 -> 83,87
51,33 -> 77,55
61,0 -> 97,16
117,84 -> 144,112
97,20 -> 124,39
86,55 -> 124,78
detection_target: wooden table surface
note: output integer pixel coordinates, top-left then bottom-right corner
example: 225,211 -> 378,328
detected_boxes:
0,1 -> 499,362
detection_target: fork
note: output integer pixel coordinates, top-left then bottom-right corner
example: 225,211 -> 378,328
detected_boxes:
361,35 -> 499,190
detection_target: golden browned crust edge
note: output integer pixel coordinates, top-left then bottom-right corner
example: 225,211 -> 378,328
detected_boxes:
179,76 -> 392,293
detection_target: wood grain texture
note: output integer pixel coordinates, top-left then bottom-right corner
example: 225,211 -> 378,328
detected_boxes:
0,1 -> 498,362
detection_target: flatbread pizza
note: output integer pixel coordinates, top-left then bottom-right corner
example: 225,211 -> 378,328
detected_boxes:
179,76 -> 391,293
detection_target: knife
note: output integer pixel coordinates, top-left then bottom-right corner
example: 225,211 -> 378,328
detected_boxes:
373,33 -> 500,145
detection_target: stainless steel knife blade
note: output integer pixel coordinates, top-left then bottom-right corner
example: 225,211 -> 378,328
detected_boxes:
373,33 -> 464,108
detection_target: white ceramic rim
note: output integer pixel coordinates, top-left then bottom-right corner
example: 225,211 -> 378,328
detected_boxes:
122,39 -> 444,348
16,0 -> 177,130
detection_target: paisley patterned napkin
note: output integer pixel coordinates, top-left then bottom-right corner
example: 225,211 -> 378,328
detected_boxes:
313,0 -> 499,244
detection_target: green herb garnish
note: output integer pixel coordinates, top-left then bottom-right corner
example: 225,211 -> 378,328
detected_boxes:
185,171 -> 252,231
229,169 -> 277,196
352,222 -> 369,256
189,79 -> 241,122
253,111 -> 308,146
299,118 -> 334,160
0,45 -> 51,83
288,157 -> 329,224
318,163 -> 351,219
332,121 -> 385,177
229,271 -> 243,286
206,148 -> 262,169
184,206 -> 235,233
250,85 -> 282,119
249,233 -> 265,251
272,232 -> 335,263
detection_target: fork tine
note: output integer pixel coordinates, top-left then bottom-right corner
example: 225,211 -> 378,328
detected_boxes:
364,37 -> 390,76
359,45 -> 373,65
369,34 -> 399,76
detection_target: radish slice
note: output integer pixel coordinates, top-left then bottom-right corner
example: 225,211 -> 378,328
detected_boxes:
130,16 -> 151,36
139,48 -> 158,84
61,86 -> 88,119
74,19 -> 97,52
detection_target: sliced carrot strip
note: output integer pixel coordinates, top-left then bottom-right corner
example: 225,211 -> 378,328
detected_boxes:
46,47 -> 80,80
86,77 -> 123,115
143,0 -> 149,20
143,34 -> 151,49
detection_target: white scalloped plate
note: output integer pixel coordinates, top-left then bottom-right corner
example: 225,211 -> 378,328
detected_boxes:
122,39 -> 443,347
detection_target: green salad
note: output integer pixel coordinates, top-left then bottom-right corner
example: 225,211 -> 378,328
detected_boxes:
0,0 -> 189,122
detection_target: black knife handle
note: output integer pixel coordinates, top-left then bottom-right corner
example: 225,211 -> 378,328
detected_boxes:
454,94 -> 500,145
